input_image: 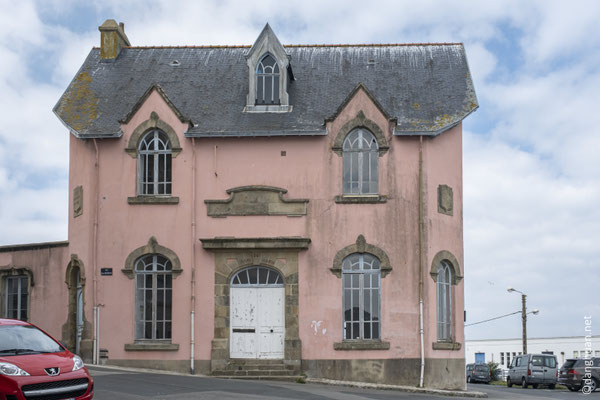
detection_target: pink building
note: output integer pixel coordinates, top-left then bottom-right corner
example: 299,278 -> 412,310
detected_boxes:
0,20 -> 478,389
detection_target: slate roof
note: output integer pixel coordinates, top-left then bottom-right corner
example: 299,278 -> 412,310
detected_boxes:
54,43 -> 478,138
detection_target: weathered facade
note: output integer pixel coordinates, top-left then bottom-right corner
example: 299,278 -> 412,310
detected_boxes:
0,20 -> 477,389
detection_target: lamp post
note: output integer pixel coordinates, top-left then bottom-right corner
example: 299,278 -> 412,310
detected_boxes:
507,287 -> 539,354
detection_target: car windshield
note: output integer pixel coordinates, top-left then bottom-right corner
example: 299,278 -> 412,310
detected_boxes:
0,325 -> 63,355
475,366 -> 488,372
562,360 -> 576,369
531,356 -> 544,366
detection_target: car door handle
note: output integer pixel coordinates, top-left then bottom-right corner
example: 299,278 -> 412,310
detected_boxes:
233,328 -> 255,333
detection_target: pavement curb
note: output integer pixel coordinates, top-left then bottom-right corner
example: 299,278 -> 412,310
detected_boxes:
87,364 -> 208,377
88,365 -> 488,397
305,378 -> 488,398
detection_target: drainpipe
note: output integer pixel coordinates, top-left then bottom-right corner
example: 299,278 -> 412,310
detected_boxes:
190,138 -> 197,374
418,135 -> 425,387
92,139 -> 100,365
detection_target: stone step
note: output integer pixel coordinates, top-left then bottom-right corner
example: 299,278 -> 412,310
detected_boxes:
222,364 -> 295,371
213,375 -> 304,382
213,369 -> 300,377
227,359 -> 285,365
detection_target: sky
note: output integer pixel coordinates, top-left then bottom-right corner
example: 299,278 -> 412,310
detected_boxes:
0,0 -> 598,341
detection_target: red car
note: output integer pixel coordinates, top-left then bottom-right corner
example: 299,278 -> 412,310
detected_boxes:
0,318 -> 93,400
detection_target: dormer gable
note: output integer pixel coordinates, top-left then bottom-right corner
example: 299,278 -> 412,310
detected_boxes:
244,23 -> 292,113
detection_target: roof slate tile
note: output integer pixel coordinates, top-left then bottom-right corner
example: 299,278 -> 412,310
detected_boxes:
54,44 -> 477,138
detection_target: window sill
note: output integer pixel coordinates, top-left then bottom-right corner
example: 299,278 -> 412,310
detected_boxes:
334,340 -> 390,351
243,104 -> 292,113
432,341 -> 462,351
124,342 -> 179,351
128,196 -> 179,205
335,195 -> 387,204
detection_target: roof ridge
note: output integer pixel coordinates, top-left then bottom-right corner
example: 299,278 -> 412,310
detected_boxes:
91,42 -> 463,50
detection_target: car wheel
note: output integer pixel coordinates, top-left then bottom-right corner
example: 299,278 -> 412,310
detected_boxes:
467,376 -> 471,383
590,378 -> 598,392
548,384 -> 555,390
507,377 -> 513,387
522,378 -> 528,388
532,384 -> 538,389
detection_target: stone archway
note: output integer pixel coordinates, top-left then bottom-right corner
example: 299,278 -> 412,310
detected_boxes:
62,255 -> 93,361
201,237 -> 310,372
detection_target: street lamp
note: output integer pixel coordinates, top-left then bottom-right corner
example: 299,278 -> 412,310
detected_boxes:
507,287 -> 539,354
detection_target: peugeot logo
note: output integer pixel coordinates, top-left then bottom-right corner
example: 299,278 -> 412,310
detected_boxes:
45,367 -> 60,376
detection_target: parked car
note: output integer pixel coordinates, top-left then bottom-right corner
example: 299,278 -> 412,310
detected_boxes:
507,353 -> 557,389
0,318 -> 94,399
558,357 -> 599,392
466,363 -> 491,383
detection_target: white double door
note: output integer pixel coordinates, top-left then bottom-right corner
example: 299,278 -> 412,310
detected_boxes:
230,287 -> 285,359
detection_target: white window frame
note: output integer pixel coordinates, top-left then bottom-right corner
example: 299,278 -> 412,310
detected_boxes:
342,253 -> 381,340
342,128 -> 379,195
4,275 -> 29,321
231,266 -> 284,287
135,254 -> 172,341
138,129 -> 172,196
256,54 -> 280,105
437,260 -> 452,341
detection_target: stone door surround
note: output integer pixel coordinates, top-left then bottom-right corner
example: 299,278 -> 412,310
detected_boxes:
200,237 -> 310,372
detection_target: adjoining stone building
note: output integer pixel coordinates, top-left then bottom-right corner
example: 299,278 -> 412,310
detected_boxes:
0,20 -> 478,389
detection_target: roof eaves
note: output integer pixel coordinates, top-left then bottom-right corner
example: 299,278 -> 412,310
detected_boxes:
0,240 -> 69,253
52,107 -> 84,138
394,105 -> 479,137
78,132 -> 124,139
186,129 -> 327,138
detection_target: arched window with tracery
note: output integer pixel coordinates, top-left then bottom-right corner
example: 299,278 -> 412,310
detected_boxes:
138,129 -> 172,195
231,266 -> 284,287
135,254 -> 172,340
256,54 -> 280,105
342,253 -> 381,340
343,128 -> 379,194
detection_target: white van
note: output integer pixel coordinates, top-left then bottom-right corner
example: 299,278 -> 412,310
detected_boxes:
507,354 -> 558,389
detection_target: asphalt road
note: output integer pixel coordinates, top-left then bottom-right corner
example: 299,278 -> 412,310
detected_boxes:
89,367 -> 465,399
88,366 -> 598,399
467,383 -> 600,399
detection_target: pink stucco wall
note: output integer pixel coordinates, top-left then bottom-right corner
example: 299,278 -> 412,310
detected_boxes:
0,244 -> 70,338
64,86 -> 464,365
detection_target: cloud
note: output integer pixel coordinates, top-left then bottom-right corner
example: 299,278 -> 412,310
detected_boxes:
0,0 -> 598,341
463,130 -> 600,338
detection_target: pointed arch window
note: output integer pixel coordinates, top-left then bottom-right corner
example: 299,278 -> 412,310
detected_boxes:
256,54 -> 280,105
343,128 -> 379,194
138,129 -> 172,196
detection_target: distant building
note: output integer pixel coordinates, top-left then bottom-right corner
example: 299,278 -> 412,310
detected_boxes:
0,20 -> 478,389
466,336 -> 600,370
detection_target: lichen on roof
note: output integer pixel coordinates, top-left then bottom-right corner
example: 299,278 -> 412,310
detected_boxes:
54,71 -> 99,135
54,43 -> 478,138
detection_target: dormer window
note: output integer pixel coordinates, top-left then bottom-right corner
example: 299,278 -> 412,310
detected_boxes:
244,23 -> 292,113
257,54 -> 280,105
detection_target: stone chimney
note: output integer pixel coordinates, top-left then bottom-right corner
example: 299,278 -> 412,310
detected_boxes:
98,19 -> 131,60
